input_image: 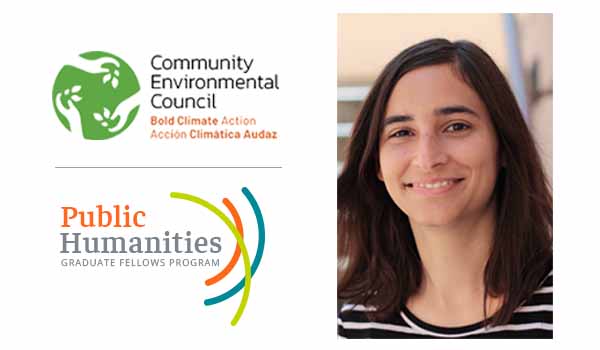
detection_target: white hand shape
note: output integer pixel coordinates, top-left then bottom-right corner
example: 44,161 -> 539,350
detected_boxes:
67,55 -> 120,75
66,55 -> 121,89
107,92 -> 140,133
55,86 -> 83,137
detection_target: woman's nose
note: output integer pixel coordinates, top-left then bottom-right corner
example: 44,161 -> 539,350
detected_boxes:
414,133 -> 448,171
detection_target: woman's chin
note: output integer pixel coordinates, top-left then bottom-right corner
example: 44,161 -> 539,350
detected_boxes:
407,210 -> 461,228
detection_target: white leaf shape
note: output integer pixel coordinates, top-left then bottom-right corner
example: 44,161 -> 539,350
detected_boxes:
112,77 -> 119,89
71,95 -> 81,102
103,74 -> 111,84
114,70 -> 120,77
71,85 -> 81,93
103,107 -> 110,118
64,88 -> 70,95
93,113 -> 103,121
101,121 -> 108,127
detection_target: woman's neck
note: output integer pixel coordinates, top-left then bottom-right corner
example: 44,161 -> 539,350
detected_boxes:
406,203 -> 500,327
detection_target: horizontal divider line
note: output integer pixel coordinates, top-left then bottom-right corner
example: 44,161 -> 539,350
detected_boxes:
55,166 -> 282,169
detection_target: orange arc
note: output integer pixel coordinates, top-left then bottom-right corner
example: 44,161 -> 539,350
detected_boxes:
205,198 -> 244,286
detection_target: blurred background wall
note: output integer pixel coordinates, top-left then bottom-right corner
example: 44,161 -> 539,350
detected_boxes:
337,13 -> 553,185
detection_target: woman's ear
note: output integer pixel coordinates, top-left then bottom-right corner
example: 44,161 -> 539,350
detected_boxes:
377,164 -> 384,181
375,157 -> 384,181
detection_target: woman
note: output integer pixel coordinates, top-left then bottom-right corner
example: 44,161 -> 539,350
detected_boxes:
337,39 -> 552,339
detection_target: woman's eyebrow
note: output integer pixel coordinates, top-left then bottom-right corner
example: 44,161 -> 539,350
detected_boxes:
382,115 -> 413,128
434,105 -> 480,118
382,105 -> 479,129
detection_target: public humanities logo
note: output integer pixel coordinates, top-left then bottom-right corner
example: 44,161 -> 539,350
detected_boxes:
59,187 -> 265,326
170,187 -> 265,326
52,51 -> 140,140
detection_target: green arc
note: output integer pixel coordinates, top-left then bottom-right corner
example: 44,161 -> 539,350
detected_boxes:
170,192 -> 251,326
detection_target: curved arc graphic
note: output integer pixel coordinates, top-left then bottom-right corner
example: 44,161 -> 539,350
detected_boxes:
205,198 -> 244,286
203,187 -> 265,306
170,192 -> 251,326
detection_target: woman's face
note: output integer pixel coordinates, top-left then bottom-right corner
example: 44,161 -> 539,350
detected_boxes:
378,64 -> 499,227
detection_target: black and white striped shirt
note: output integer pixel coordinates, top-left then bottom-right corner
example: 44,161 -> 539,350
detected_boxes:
338,270 -> 553,339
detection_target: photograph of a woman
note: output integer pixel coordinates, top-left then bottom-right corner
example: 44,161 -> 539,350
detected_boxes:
337,38 -> 552,338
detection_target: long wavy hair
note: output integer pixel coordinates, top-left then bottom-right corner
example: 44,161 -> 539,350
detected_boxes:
338,38 -> 552,326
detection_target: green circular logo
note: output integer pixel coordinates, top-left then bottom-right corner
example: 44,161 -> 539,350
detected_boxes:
52,51 -> 140,140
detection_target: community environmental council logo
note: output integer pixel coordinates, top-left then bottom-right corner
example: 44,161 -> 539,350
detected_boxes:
52,51 -> 140,139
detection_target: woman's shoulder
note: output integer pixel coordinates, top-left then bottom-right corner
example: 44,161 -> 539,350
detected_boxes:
507,267 -> 552,333
519,267 -> 553,309
338,304 -> 370,338
338,304 -> 418,338
338,304 -> 376,322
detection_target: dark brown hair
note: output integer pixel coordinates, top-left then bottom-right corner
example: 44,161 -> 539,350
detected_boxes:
337,38 -> 552,326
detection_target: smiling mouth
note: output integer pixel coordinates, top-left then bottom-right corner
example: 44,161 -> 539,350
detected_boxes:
403,178 -> 465,189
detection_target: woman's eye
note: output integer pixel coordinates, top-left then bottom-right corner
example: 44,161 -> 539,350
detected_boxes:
445,123 -> 471,132
390,129 -> 413,138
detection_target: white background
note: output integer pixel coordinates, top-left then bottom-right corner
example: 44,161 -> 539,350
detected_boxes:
0,0 -> 595,348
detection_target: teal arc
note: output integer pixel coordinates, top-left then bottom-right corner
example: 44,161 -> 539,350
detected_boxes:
204,187 -> 265,306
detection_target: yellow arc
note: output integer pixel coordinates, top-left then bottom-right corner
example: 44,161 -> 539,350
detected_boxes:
170,192 -> 252,326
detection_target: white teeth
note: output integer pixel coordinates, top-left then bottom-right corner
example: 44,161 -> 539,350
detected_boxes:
417,180 -> 452,189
